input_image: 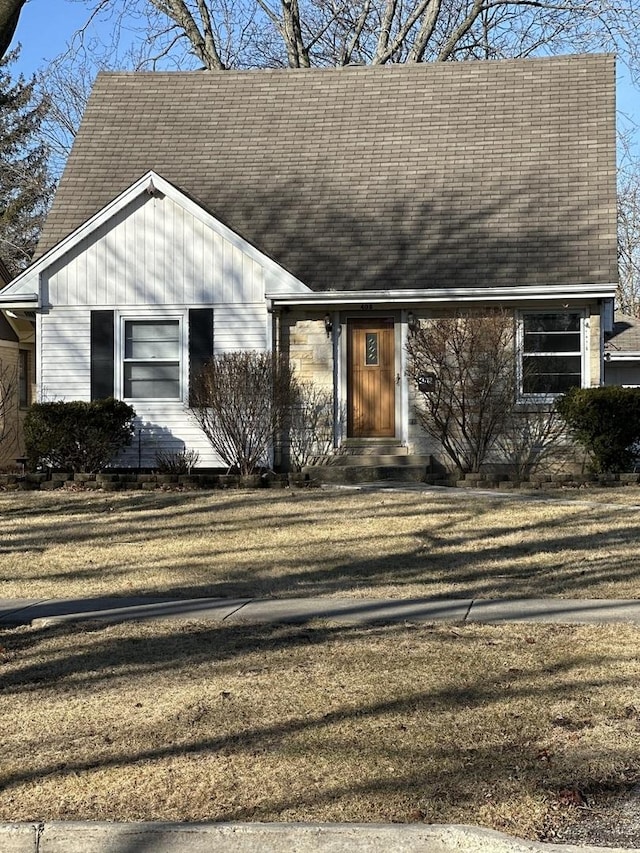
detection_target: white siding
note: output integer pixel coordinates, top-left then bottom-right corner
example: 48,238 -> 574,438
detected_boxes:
45,193 -> 267,308
40,307 -> 91,401
38,190 -> 277,468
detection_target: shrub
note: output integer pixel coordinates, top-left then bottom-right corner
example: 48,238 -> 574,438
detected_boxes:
406,311 -> 518,473
155,447 -> 200,474
495,405 -> 565,480
24,398 -> 136,473
556,386 -> 640,473
190,351 -> 298,475
288,382 -> 334,471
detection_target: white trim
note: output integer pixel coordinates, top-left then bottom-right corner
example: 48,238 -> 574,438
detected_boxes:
116,309 -> 187,404
2,171 -> 311,305
605,353 -> 640,361
517,308 -> 587,401
267,283 -> 617,307
0,294 -> 38,308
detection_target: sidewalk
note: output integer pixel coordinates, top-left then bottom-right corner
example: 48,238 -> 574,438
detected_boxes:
2,594 -> 640,629
1,820 -> 632,853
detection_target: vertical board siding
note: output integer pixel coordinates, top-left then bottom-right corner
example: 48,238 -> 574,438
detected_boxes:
47,194 -> 265,308
39,191 -> 275,468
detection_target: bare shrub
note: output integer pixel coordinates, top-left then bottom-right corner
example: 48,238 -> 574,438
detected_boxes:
288,382 -> 334,471
495,405 -> 565,480
155,447 -> 200,474
190,351 -> 298,475
406,311 -> 518,474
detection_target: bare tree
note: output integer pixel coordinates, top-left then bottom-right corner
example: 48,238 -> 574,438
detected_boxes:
36,53 -> 97,176
618,131 -> 640,317
406,310 -> 518,474
69,0 -> 640,71
0,0 -> 25,60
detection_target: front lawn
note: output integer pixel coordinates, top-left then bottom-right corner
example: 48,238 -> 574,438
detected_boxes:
1,618 -> 638,844
2,487 -> 639,844
1,487 -> 640,601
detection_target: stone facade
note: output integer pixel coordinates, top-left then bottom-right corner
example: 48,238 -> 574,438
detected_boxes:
281,313 -> 334,390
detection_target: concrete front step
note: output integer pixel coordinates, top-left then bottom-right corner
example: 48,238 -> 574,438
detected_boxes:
338,442 -> 409,456
315,454 -> 433,468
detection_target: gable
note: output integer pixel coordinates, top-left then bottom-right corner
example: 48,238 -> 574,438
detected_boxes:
37,55 -> 618,293
3,172 -> 310,307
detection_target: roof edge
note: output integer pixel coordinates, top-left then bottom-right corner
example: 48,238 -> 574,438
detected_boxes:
267,284 -> 618,306
6,172 -> 311,299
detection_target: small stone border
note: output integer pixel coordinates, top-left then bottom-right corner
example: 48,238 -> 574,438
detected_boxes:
452,472 -> 640,491
2,470 -> 639,493
0,471 -> 315,492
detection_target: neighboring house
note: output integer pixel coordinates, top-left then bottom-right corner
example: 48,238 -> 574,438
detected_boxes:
604,313 -> 640,386
0,258 -> 35,468
0,55 -> 618,471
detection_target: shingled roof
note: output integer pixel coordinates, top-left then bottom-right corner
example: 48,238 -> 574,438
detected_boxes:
38,54 -> 617,293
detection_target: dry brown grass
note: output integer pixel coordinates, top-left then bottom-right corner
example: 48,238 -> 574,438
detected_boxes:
1,487 -> 640,601
1,618 -> 638,842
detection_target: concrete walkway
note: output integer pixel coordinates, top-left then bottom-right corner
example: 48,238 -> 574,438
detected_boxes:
1,594 -> 640,629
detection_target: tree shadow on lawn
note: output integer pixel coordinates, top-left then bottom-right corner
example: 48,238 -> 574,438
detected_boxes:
1,489 -> 469,554
1,619 -> 638,838
4,489 -> 640,601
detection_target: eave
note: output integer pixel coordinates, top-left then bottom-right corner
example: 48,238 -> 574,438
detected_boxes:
267,283 -> 618,308
0,293 -> 38,310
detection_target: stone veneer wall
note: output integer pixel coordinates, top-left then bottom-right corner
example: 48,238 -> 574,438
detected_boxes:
281,313 -> 334,390
404,304 -> 603,471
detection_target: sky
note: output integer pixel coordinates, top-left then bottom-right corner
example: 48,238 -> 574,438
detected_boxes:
10,0 -> 640,144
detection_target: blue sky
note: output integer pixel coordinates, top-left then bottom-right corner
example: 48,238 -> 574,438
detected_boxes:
13,0 -> 88,73
12,0 -> 640,139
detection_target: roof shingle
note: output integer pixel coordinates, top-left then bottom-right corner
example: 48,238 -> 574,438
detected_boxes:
38,55 -> 618,292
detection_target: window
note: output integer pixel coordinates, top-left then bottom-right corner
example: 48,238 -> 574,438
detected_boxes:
521,311 -> 583,396
18,349 -> 30,407
122,319 -> 181,400
365,333 -> 379,365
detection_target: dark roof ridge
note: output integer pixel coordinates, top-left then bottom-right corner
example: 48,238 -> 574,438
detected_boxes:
94,52 -> 614,79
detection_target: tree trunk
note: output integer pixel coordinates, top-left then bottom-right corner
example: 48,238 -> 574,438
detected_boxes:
0,0 -> 25,60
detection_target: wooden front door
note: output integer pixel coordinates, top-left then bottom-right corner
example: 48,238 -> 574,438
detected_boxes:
347,318 -> 395,437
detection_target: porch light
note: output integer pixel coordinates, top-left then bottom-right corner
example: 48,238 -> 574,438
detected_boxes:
324,314 -> 333,336
407,311 -> 420,334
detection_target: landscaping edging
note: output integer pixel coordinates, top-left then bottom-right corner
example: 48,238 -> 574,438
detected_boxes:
2,470 -> 640,492
0,471 -> 311,491
453,472 -> 640,490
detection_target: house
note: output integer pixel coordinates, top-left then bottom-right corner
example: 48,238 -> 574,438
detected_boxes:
604,314 -> 640,386
0,257 -> 35,468
0,55 -> 618,472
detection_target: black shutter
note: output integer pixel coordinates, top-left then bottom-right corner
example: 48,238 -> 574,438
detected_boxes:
90,310 -> 115,400
189,308 -> 214,405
